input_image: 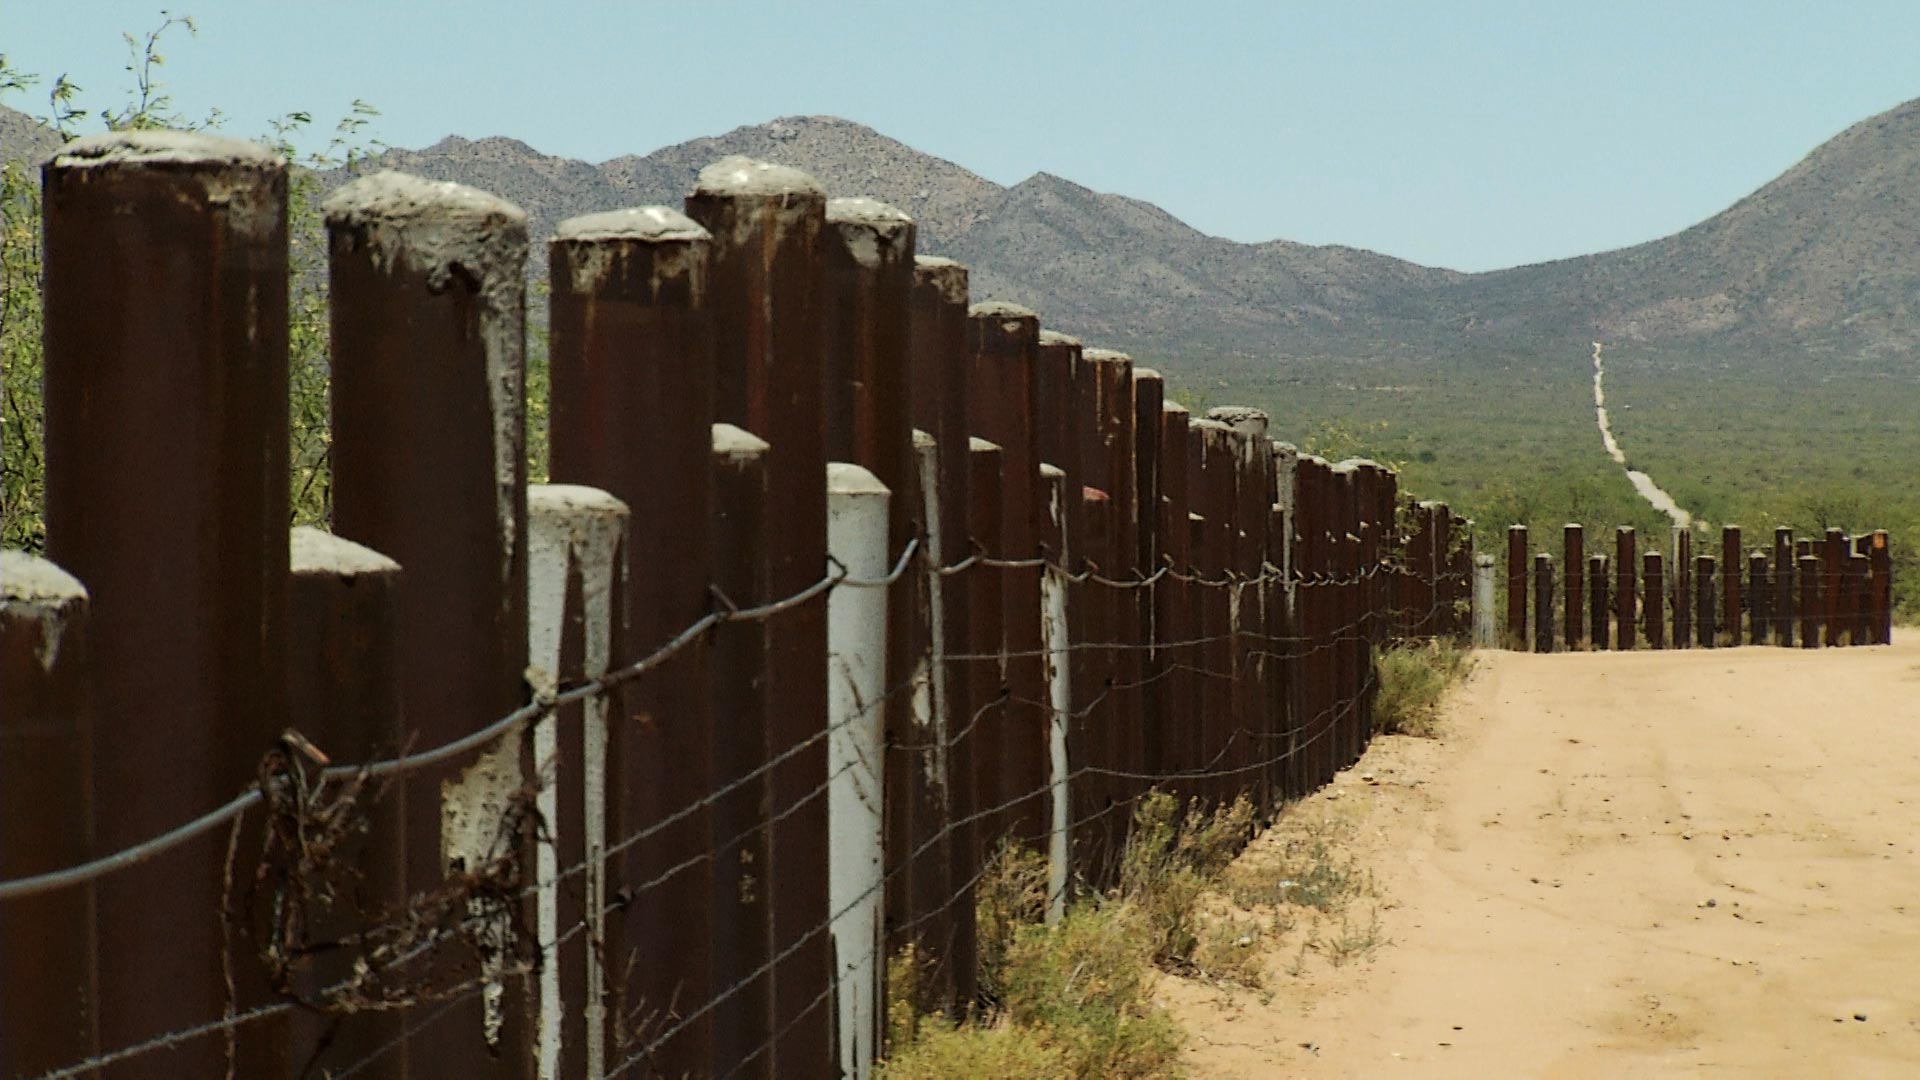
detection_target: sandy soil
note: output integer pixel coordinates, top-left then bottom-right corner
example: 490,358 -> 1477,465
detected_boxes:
1163,638 -> 1920,1078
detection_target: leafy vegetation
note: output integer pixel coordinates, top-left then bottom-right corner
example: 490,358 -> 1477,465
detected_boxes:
1373,640 -> 1473,738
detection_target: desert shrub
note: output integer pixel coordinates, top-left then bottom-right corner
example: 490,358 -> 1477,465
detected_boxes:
1000,903 -> 1184,1080
973,840 -> 1050,1005
1117,792 -> 1255,977
1373,640 -> 1471,737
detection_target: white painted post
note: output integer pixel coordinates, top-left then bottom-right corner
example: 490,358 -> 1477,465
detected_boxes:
913,429 -> 950,855
1038,464 -> 1073,923
527,484 -> 629,1080
827,463 -> 890,1080
1473,553 -> 1497,648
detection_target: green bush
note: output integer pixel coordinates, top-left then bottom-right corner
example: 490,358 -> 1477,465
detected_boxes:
999,903 -> 1184,1080
1373,640 -> 1472,737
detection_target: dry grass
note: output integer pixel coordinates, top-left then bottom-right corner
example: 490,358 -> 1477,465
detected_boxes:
1373,640 -> 1473,737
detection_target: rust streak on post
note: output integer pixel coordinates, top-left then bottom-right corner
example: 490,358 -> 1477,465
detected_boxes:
0,553 -> 96,1077
686,157 -> 832,1077
45,132 -> 290,1076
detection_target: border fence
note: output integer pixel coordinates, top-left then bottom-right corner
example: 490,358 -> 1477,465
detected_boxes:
1488,523 -> 1894,652
0,131 -> 1486,1080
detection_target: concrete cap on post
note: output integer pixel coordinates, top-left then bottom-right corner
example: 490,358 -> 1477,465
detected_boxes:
290,526 -> 401,579
1163,400 -> 1190,419
969,435 -> 1002,454
713,421 -> 772,460
48,129 -> 284,224
827,197 -> 914,259
1039,329 -> 1082,347
554,205 -> 709,244
695,155 -> 828,199
0,549 -> 89,609
970,300 -> 1039,324
1207,405 -> 1270,443
552,206 -> 710,297
913,255 -> 969,302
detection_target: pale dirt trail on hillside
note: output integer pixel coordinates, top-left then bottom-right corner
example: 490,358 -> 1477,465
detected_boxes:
1162,639 -> 1920,1078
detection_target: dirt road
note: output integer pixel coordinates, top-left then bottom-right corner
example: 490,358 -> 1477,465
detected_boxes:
1165,639 -> 1920,1078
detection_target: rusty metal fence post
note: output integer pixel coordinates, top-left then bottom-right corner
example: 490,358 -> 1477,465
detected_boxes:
908,256 -> 976,1011
1799,553 -> 1820,648
327,170 -> 533,1076
1616,527 -> 1637,651
1,553 -> 95,1077
1696,556 -> 1717,648
284,530 -> 405,1080
1673,528 -> 1693,649
1564,524 -> 1584,650
547,206 -> 713,1078
709,424 -> 776,1080
1869,531 -> 1892,645
1747,551 -> 1770,647
1773,527 -> 1795,646
966,303 -> 1047,845
1533,555 -> 1554,654
1722,526 -> 1743,647
1132,371 -> 1166,785
1158,405 -> 1195,803
686,157 -> 833,1077
965,439 -> 1008,860
1506,526 -> 1528,649
823,198 -> 931,981
1589,553 -> 1605,645
1643,552 -> 1666,649
45,131 -> 292,1075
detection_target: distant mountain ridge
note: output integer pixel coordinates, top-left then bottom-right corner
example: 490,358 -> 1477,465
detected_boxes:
7,99 -> 1916,370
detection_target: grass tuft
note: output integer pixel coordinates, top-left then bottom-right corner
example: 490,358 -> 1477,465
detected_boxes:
1373,640 -> 1473,737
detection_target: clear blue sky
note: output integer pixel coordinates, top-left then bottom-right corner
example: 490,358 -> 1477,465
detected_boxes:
7,1 -> 1918,271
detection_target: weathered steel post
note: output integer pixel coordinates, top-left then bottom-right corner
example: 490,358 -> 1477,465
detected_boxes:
1473,554 -> 1498,648
685,157 -> 834,1076
1588,555 -> 1609,651
284,530 -> 405,1080
822,197 -> 930,975
1564,524 -> 1585,650
1822,529 -> 1847,648
1616,527 -> 1637,651
1869,531 -> 1892,646
547,206 -> 712,1078
1132,371 -> 1166,783
1158,405 -> 1195,800
1673,528 -> 1693,649
1722,526 -> 1743,647
1696,556 -> 1717,648
1797,553 -> 1820,648
708,423 -> 776,1080
1506,525 -> 1529,649
327,170 -> 532,1075
908,255 -> 975,1009
0,553 -> 95,1076
1773,526 -> 1795,646
45,131 -> 290,1075
1643,552 -> 1666,649
967,303 -> 1048,843
1748,551 -> 1771,647
1534,555 -> 1555,655
965,439 -> 1008,858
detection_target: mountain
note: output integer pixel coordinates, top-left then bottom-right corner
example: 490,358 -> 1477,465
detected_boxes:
6,99 -> 1916,370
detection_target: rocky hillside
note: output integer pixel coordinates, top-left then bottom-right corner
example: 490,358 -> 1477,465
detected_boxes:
7,98 -> 1916,370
